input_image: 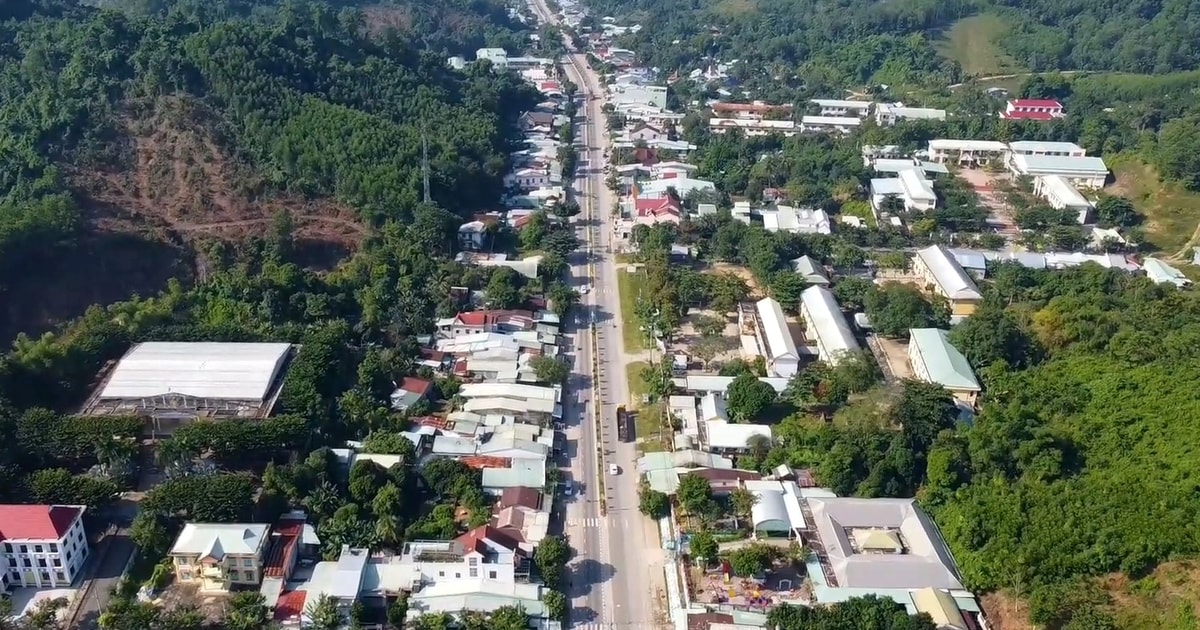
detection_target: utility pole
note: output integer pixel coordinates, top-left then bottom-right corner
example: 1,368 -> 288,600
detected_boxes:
422,129 -> 432,204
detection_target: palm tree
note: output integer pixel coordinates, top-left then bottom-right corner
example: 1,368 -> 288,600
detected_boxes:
304,595 -> 344,630
729,487 -> 759,530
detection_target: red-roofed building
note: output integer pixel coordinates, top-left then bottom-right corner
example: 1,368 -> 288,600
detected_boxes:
633,196 -> 684,226
435,309 -> 536,339
1001,99 -> 1064,121
459,456 -> 513,470
272,589 -> 307,623
390,377 -> 435,411
0,504 -> 89,592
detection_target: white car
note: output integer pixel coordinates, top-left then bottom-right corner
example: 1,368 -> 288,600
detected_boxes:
579,285 -> 591,294
608,464 -> 619,475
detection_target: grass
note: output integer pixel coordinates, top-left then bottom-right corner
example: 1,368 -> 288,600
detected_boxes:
711,0 -> 757,18
1108,154 -> 1200,256
626,360 -> 670,451
626,360 -> 650,408
616,264 -> 649,351
935,14 -> 1025,77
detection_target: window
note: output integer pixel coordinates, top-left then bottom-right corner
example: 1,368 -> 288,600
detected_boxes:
468,557 -> 479,566
52,559 -> 61,568
34,545 -> 42,553
19,545 -> 27,554
39,572 -> 50,581
22,559 -> 31,568
243,558 -> 252,567
49,543 -> 57,553
55,572 -> 65,581
469,568 -> 478,578
455,573 -> 461,579
488,571 -> 497,579
228,570 -> 239,581
66,551 -> 72,562
6,559 -> 14,568
8,570 -> 17,579
36,559 -> 46,568
437,571 -> 444,577
180,571 -> 192,581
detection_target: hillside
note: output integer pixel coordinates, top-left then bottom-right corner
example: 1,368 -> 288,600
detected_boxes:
0,0 -> 539,342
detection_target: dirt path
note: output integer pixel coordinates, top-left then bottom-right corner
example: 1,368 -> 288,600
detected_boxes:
948,70 -> 1084,89
171,214 -> 369,234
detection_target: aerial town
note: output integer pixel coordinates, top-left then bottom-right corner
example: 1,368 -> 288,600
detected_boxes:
0,0 -> 1198,630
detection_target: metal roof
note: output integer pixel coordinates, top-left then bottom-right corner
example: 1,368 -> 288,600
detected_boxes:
101,342 -> 291,401
915,245 -> 982,301
754,298 -> 799,361
170,523 -> 269,557
928,139 -> 1007,152
1011,154 -> 1108,176
1008,140 -> 1083,154
908,329 -> 980,392
704,421 -> 772,450
799,286 -> 859,363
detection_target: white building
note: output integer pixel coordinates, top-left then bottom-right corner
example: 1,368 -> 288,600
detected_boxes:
703,421 -> 773,453
760,205 -> 832,234
709,118 -> 798,137
869,169 -> 937,213
874,104 -> 946,126
753,298 -> 801,378
0,505 -> 89,593
475,48 -> 509,69
1009,154 -> 1109,189
610,84 -> 668,110
927,139 -> 1009,165
1033,175 -> 1093,221
799,286 -> 859,365
1007,141 -> 1086,158
800,116 -> 862,134
504,167 -> 549,190
639,176 -> 715,199
1143,258 -> 1192,288
810,99 -> 872,118
913,245 -> 982,317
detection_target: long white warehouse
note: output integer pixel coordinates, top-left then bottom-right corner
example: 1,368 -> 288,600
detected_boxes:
799,287 -> 859,365
754,298 -> 801,378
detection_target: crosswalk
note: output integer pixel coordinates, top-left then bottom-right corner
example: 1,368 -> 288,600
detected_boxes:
568,517 -> 604,527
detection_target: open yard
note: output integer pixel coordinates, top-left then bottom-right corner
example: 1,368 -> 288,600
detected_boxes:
1109,156 -> 1200,257
616,264 -> 650,352
936,14 -> 1026,78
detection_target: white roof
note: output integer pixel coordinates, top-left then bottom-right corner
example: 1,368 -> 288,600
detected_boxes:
870,178 -> 906,197
872,158 -> 922,174
101,342 -> 290,401
1008,140 -> 1084,154
699,393 -> 728,422
408,580 -> 544,617
807,497 -> 964,590
801,116 -> 863,126
799,286 -> 860,362
761,205 -> 831,234
1143,258 -> 1191,287
170,523 -> 269,558
899,169 -> 937,201
676,375 -> 790,394
1036,175 -> 1090,207
745,480 -> 806,532
704,421 -> 772,449
915,245 -> 982,301
459,383 -> 558,401
1011,154 -> 1109,176
811,99 -> 872,109
878,104 -> 945,120
754,298 -> 799,361
928,139 -> 1008,152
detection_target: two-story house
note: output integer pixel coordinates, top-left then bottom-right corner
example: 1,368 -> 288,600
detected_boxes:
400,525 -> 528,589
0,504 -> 90,593
169,523 -> 271,591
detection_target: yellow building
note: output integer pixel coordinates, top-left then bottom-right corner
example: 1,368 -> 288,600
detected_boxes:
168,523 -> 270,591
912,245 -> 982,316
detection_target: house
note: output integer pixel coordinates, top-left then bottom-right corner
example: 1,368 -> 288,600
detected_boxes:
742,480 -> 807,538
610,84 -> 668,109
1001,98 -> 1064,121
913,245 -> 982,316
799,286 -> 859,365
1033,175 -> 1093,221
504,167 -> 550,190
870,158 -> 949,178
907,329 -> 981,406
633,195 -> 684,226
874,104 -> 946,126
1009,154 -> 1109,189
390,377 -> 435,412
749,297 -> 800,378
800,116 -> 861,134
0,504 -> 89,593
259,513 -> 321,611
1143,258 -> 1192,288
491,488 -> 549,550
475,48 -> 509,69
760,205 -> 831,234
400,525 -> 527,588
810,99 -> 872,118
518,111 -> 555,131
702,420 -> 773,453
651,161 -> 697,178
709,118 -> 798,137
169,523 -> 271,591
639,176 -> 715,199
458,221 -> 488,251
680,468 -> 763,495
1008,141 -> 1085,158
435,310 -> 537,339
627,123 -> 667,142
791,256 -> 830,286
869,169 -> 937,213
927,139 -> 1008,165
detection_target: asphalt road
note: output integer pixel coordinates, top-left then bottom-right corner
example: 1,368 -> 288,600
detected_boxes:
529,3 -> 671,626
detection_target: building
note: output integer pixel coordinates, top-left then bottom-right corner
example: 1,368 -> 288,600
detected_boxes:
632,196 -> 684,226
711,101 -> 794,120
708,118 -> 798,137
457,220 -> 488,251
750,298 -> 801,378
390,377 -> 434,411
912,245 -> 982,316
870,158 -> 949,178
80,342 -> 295,428
760,205 -> 831,235
869,169 -> 937,213
1001,98 -> 1064,121
927,139 -> 1008,165
742,480 -> 806,538
1009,154 -> 1109,189
800,116 -> 861,134
0,505 -> 89,593
169,523 -> 271,591
810,99 -> 872,118
1008,141 -> 1085,158
504,167 -> 550,190
400,526 -> 527,588
1143,258 -> 1192,288
791,256 -> 830,286
907,329 -> 981,406
627,123 -> 667,142
1033,175 -> 1093,220
475,48 -> 509,69
805,497 -> 980,621
610,84 -> 668,110
639,176 -> 716,199
799,286 -> 859,365
702,421 -> 773,453
873,104 -> 946,126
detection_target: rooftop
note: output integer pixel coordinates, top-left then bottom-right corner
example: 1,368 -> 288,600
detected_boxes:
799,286 -> 860,360
754,298 -> 799,361
915,245 -> 982,301
99,342 -> 292,401
170,523 -> 270,559
1011,154 -> 1109,176
704,421 -> 772,450
0,505 -> 83,540
908,329 -> 980,392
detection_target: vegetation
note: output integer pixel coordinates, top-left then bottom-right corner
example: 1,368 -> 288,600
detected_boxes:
768,596 -> 936,630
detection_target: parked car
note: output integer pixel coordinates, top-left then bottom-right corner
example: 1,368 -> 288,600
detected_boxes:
608,464 -> 619,475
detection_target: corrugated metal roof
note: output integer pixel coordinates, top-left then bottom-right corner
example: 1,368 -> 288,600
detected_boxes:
754,298 -> 799,361
799,286 -> 859,363
916,245 -> 982,301
1012,154 -> 1108,175
908,329 -> 980,392
101,342 -> 291,401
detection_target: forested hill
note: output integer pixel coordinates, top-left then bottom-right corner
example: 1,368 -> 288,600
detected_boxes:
587,0 -> 1200,86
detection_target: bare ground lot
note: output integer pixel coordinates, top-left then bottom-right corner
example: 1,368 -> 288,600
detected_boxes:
956,166 -> 1019,237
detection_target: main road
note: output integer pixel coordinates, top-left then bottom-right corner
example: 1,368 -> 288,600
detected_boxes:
532,2 -> 671,628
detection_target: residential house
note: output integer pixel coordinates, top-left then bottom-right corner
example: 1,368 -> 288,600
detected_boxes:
651,161 -> 697,178
912,245 -> 982,316
1033,175 -> 1093,221
0,504 -> 89,593
760,205 -> 831,234
457,221 -> 489,251
869,169 -> 937,213
401,526 -> 527,588
610,84 -> 668,109
390,377 -> 434,412
632,196 -> 684,226
1143,258 -> 1192,288
475,48 -> 509,69
504,167 -> 550,190
907,329 -> 981,407
169,523 -> 271,591
702,421 -> 773,454
259,513 -> 321,612
810,99 -> 872,118
518,111 -> 556,132
680,468 -> 763,495
435,310 -> 537,339
639,175 -> 715,199
627,123 -> 667,142
1000,98 -> 1064,121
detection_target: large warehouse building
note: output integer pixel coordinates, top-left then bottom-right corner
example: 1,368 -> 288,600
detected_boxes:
80,342 -> 295,429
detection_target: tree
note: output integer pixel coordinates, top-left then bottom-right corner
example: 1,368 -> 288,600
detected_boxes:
728,544 -> 774,577
386,594 -> 409,629
693,314 -> 727,338
1095,195 -> 1138,228
1157,116 -> 1200,189
689,530 -> 718,566
948,304 -> 1032,370
225,593 -> 269,630
485,267 -> 524,309
864,283 -> 948,338
691,336 -> 725,369
542,589 -> 567,622
305,595 -> 344,630
833,276 -> 874,311
362,432 -> 417,459
639,486 -> 671,519
638,361 -> 675,403
530,356 -> 570,385
534,535 -> 570,588
725,373 -> 776,422
769,271 -> 807,309
547,281 -> 580,318
676,475 -> 714,515
729,488 -> 758,528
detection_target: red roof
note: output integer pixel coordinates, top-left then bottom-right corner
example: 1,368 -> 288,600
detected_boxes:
455,525 -> 522,555
419,348 -> 446,362
0,505 -> 82,540
635,196 -> 683,218
1001,110 -> 1055,121
273,590 -> 307,621
540,81 -> 561,91
459,456 -> 512,470
398,377 -> 434,396
712,102 -> 792,114
1008,98 -> 1062,109
456,311 -> 489,327
262,519 -> 303,579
